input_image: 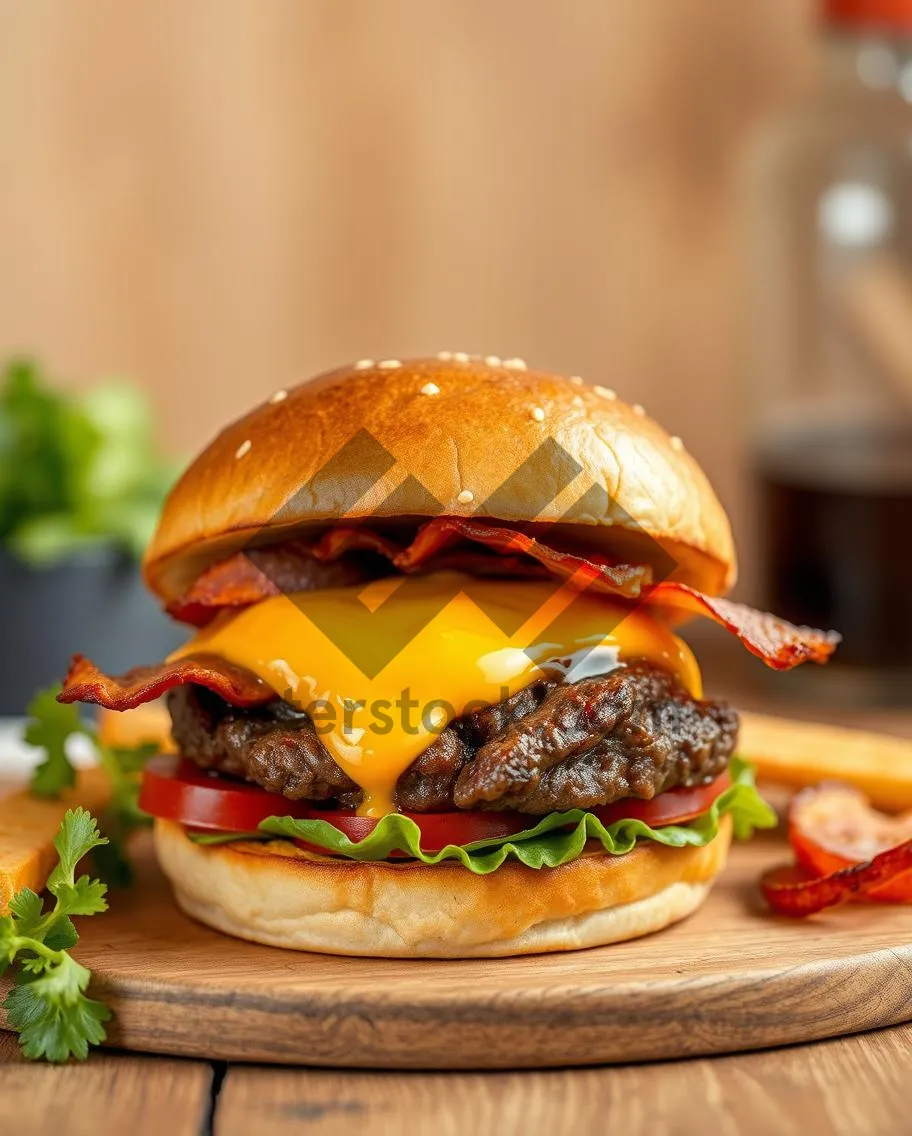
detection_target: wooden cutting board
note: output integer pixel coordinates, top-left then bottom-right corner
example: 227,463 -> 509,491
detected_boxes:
4,827 -> 909,1068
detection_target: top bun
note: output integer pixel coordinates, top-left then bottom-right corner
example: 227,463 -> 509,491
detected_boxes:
144,356 -> 735,606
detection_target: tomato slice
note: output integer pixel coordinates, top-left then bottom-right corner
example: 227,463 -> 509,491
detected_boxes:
590,772 -> 730,829
139,757 -> 533,846
139,755 -> 730,854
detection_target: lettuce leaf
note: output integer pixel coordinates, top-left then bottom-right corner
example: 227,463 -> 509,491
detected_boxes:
256,758 -> 774,875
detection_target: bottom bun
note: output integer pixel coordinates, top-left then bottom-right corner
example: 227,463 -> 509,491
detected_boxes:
154,815 -> 732,958
153,813 -> 731,954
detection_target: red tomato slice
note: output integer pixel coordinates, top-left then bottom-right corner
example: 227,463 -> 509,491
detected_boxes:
139,755 -> 730,854
139,757 -> 532,846
590,773 -> 730,829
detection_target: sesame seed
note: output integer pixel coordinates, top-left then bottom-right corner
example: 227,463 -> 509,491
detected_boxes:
529,406 -> 545,422
503,357 -> 527,370
453,352 -> 470,363
420,382 -> 440,396
594,385 -> 616,400
670,435 -> 684,451
235,439 -> 252,459
569,375 -> 584,386
572,395 -> 584,408
354,358 -> 374,370
269,389 -> 288,404
437,350 -> 453,361
378,359 -> 401,369
484,354 -> 502,367
457,489 -> 474,505
632,403 -> 646,416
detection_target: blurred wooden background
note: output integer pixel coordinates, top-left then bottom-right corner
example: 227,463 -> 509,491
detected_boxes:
0,0 -> 815,591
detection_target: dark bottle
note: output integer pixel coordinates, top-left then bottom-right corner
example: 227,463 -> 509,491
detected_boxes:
758,423 -> 912,697
751,1 -> 912,703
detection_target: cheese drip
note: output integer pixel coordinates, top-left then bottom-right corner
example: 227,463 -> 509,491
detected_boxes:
171,572 -> 702,816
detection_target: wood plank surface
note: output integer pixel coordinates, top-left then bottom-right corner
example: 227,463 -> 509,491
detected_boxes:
4,1024 -> 909,1136
214,1024 -> 912,1136
3,1015 -> 910,1136
3,826 -> 910,1069
0,1031 -> 213,1136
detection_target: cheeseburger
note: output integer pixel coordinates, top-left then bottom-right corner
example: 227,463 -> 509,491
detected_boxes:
59,356 -> 838,957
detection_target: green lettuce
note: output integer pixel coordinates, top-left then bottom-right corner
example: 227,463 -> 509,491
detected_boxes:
249,758 -> 774,875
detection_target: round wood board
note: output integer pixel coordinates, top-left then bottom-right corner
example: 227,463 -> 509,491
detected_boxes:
13,828 -> 911,1068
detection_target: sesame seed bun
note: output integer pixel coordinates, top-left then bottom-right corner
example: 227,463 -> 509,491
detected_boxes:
143,356 -> 735,606
153,815 -> 732,958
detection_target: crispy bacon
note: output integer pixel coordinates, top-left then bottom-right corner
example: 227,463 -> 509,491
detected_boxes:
168,558 -> 281,625
395,522 -> 837,666
59,509 -> 839,715
761,839 -> 912,917
311,526 -> 401,562
58,653 -> 273,711
169,519 -> 653,625
392,517 -> 653,596
168,541 -> 378,625
168,537 -> 552,626
645,585 -> 840,670
166,519 -> 839,670
783,783 -> 912,905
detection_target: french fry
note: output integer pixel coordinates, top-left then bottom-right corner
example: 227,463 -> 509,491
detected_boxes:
740,711 -> 912,814
0,769 -> 111,912
98,701 -> 173,751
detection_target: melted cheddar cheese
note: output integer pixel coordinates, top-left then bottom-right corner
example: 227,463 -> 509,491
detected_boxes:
171,572 -> 701,816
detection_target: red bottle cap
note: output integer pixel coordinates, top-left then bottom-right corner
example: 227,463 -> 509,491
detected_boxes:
826,0 -> 912,30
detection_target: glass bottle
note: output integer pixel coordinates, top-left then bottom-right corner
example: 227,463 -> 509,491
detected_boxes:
751,0 -> 912,704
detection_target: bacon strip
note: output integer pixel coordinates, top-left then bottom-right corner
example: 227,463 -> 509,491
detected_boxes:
59,653 -> 273,711
392,518 -> 653,597
646,585 -> 840,670
312,526 -> 401,562
169,519 -> 652,625
761,840 -> 912,917
787,783 -> 912,903
168,558 -> 282,624
168,541 -> 378,625
164,517 -> 839,671
416,521 -> 838,666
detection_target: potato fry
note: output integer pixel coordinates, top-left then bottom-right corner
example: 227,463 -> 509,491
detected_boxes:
740,711 -> 912,814
98,700 -> 173,751
0,769 -> 111,912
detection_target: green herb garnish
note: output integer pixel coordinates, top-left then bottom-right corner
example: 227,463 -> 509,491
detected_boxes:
24,685 -> 156,885
0,358 -> 178,566
1,808 -> 110,1062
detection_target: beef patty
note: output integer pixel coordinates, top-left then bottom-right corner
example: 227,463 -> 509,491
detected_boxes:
167,661 -> 738,814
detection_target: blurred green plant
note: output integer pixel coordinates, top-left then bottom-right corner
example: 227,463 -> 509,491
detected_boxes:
0,358 -> 178,566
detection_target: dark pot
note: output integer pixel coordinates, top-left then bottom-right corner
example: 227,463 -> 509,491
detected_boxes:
0,546 -> 185,716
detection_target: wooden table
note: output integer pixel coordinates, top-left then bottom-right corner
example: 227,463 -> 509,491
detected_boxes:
3,1024 -> 912,1136
3,654 -> 911,1136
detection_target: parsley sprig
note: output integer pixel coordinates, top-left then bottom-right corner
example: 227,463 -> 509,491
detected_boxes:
1,808 -> 111,1061
25,686 -> 157,886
